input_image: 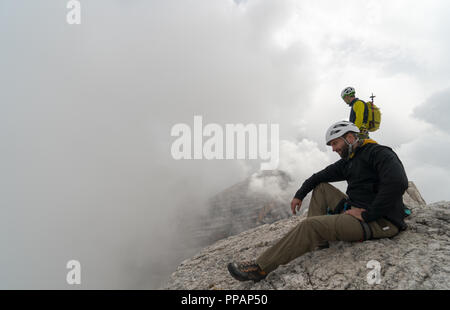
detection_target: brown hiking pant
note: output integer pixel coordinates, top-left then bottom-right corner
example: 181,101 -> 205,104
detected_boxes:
256,183 -> 399,273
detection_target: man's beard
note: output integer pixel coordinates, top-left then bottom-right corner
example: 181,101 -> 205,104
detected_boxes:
339,143 -> 350,159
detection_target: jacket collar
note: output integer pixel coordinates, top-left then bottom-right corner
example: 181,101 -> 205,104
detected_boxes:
349,98 -> 359,107
349,138 -> 378,159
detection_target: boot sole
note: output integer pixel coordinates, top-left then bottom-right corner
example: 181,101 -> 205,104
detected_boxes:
227,263 -> 266,283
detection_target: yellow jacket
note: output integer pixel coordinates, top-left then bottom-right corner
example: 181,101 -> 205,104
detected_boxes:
349,98 -> 369,132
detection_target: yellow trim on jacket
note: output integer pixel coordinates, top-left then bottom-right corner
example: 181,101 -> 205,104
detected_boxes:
349,139 -> 378,159
352,100 -> 369,131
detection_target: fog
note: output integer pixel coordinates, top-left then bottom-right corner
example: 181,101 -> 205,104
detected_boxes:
1,0 -> 449,289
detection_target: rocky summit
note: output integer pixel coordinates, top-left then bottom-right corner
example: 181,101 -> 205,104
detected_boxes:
164,182 -> 450,290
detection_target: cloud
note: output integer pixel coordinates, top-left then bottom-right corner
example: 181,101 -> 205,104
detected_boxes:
397,130 -> 450,202
277,139 -> 333,180
1,0 -> 450,289
413,87 -> 450,133
246,138 -> 347,205
0,0 -> 316,289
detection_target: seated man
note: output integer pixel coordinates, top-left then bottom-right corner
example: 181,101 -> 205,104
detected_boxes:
228,120 -> 409,282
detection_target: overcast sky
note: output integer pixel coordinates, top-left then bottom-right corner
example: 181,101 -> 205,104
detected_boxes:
1,0 -> 449,289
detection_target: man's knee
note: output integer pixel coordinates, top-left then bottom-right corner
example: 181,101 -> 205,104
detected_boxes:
312,182 -> 346,199
311,183 -> 332,201
314,182 -> 329,191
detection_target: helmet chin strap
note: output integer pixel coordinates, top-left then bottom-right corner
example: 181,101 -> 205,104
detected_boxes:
340,136 -> 360,159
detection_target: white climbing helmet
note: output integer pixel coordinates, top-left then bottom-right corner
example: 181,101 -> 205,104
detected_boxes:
325,120 -> 360,145
341,86 -> 355,99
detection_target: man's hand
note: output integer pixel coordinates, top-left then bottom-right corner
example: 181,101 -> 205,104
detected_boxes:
291,198 -> 302,215
344,207 -> 366,221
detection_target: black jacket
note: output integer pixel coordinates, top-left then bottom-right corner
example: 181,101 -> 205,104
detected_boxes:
294,142 -> 409,230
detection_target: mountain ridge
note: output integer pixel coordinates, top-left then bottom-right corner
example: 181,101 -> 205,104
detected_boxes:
164,182 -> 450,290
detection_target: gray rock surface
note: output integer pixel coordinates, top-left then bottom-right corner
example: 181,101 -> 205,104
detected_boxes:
164,182 -> 450,289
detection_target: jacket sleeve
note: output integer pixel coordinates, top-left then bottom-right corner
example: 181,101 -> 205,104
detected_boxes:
294,160 -> 346,200
361,147 -> 409,222
352,101 -> 366,130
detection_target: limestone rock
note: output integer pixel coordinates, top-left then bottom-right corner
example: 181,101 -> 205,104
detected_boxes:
403,181 -> 427,208
164,183 -> 450,290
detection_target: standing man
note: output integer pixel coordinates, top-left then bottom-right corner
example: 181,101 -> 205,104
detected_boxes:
227,120 -> 408,282
341,86 -> 370,138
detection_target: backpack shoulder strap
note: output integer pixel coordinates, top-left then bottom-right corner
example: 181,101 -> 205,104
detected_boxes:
357,99 -> 369,124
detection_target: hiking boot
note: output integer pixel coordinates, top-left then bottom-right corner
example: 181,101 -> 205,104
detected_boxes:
227,261 -> 267,282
